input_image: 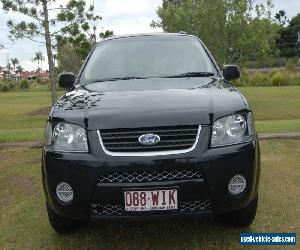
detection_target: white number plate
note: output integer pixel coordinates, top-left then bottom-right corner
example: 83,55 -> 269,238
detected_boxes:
124,189 -> 178,212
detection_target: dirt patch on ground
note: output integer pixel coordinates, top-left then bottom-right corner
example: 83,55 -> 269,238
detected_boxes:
0,175 -> 38,207
5,175 -> 37,195
27,107 -> 51,116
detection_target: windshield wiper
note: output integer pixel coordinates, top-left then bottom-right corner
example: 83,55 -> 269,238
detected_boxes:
165,72 -> 215,78
83,72 -> 214,85
84,76 -> 147,85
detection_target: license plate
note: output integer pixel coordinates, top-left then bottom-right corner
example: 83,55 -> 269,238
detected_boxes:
124,189 -> 178,212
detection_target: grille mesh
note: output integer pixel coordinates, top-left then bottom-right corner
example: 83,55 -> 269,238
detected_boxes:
91,200 -> 212,216
99,125 -> 199,153
179,200 -> 212,213
97,169 -> 203,184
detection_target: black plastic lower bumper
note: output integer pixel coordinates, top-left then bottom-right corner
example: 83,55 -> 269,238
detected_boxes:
42,135 -> 260,221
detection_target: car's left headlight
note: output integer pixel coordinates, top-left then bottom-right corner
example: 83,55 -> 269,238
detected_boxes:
211,113 -> 256,147
44,122 -> 88,152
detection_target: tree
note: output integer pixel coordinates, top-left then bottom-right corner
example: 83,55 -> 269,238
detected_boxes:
152,0 -> 279,65
274,10 -> 288,26
57,44 -> 83,74
15,65 -> 23,74
1,0 -> 110,106
55,3 -> 113,61
100,30 -> 114,39
2,63 -> 12,80
33,51 -> 45,72
276,14 -> 300,58
2,0 -> 58,105
10,58 -> 19,71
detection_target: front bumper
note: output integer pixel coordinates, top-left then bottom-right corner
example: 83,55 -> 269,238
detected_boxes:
42,128 -> 260,221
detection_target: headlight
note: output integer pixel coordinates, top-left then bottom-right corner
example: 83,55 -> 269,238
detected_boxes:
211,113 -> 255,147
46,122 -> 88,152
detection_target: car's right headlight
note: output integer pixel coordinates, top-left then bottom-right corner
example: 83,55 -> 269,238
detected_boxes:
211,113 -> 256,147
44,122 -> 88,152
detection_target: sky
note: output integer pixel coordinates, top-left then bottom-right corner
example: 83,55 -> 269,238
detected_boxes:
0,0 -> 299,71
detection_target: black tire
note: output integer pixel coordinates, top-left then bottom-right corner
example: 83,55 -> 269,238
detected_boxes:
221,194 -> 258,227
46,203 -> 83,233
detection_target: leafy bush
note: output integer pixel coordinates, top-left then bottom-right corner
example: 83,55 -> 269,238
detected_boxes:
271,72 -> 285,86
20,80 -> 29,89
292,74 -> 300,85
286,59 -> 297,71
30,82 -> 39,90
281,73 -> 292,86
250,73 -> 269,86
0,83 -> 10,92
297,58 -> 300,67
270,69 -> 280,78
231,69 -> 250,87
8,82 -> 15,90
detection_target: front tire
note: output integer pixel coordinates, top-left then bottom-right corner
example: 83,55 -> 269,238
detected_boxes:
46,203 -> 83,233
221,194 -> 258,227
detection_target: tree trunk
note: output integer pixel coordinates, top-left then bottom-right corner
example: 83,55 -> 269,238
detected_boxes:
42,0 -> 57,106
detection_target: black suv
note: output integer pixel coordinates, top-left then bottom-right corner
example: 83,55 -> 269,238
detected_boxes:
42,33 -> 260,233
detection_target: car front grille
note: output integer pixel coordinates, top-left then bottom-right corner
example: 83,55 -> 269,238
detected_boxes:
91,200 -> 212,216
97,169 -> 203,184
98,125 -> 199,154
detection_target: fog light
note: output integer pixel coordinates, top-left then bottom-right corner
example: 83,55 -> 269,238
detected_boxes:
56,182 -> 73,203
228,175 -> 246,196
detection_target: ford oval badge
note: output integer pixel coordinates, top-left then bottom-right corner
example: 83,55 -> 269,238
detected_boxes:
138,134 -> 160,146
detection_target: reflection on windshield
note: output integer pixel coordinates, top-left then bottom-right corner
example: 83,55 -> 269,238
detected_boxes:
82,36 -> 216,82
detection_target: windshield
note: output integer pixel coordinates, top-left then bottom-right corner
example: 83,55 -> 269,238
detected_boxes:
81,35 -> 216,82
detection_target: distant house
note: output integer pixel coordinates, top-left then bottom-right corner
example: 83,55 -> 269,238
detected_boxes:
20,71 -> 49,81
37,71 -> 50,80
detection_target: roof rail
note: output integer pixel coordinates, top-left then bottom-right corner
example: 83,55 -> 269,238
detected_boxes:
178,31 -> 189,35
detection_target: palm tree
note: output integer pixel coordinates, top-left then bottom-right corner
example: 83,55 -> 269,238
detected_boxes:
11,58 -> 19,72
33,51 -> 45,72
15,65 -> 24,81
15,65 -> 23,74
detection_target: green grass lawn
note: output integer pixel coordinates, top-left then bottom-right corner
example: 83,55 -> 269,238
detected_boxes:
0,91 -> 62,142
240,86 -> 300,133
0,140 -> 299,249
0,86 -> 299,143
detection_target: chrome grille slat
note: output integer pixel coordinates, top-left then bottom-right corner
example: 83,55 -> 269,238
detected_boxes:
103,139 -> 195,145
102,134 -> 197,141
105,143 -> 193,151
99,125 -> 200,154
97,169 -> 203,184
100,127 -> 198,136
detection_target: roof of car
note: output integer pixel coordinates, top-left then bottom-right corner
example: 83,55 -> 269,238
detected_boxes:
101,32 -> 195,42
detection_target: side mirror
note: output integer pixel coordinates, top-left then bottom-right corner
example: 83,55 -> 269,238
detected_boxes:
223,65 -> 240,81
58,72 -> 76,89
